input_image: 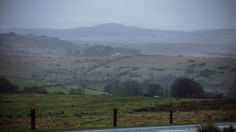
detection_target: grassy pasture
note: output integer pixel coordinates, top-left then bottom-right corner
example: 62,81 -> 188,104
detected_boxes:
4,76 -> 105,95
0,55 -> 115,83
0,94 -> 235,131
86,55 -> 236,94
0,94 -> 170,116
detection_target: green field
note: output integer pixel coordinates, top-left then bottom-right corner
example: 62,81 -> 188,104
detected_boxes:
3,76 -> 105,95
0,94 -> 235,131
0,94 -> 171,131
5,77 -> 55,89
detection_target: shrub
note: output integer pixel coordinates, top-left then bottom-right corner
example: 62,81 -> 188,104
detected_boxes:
170,77 -> 205,98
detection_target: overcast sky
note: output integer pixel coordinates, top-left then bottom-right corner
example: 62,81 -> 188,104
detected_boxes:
0,0 -> 236,31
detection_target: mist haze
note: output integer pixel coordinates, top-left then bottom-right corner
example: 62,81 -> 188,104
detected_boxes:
1,0 -> 236,31
1,23 -> 236,57
1,0 -> 236,57
2,23 -> 236,44
1,0 -> 236,131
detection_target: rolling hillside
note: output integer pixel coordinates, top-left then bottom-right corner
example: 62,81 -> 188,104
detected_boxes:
0,32 -> 140,57
2,24 -> 236,58
0,54 -> 235,95
0,32 -> 79,57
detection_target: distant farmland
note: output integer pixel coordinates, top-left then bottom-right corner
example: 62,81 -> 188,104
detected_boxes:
0,54 -> 235,95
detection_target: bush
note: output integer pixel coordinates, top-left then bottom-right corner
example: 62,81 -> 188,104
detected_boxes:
0,77 -> 18,93
170,77 -> 205,98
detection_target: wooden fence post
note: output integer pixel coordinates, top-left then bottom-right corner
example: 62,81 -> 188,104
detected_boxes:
31,108 -> 35,129
113,108 -> 117,127
170,109 -> 173,124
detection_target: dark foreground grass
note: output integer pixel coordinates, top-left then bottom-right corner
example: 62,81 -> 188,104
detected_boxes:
0,94 -> 235,132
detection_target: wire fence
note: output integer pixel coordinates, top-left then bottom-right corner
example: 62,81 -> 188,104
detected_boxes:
1,99 -> 236,130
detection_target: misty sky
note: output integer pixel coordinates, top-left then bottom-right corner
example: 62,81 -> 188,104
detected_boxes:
0,0 -> 236,31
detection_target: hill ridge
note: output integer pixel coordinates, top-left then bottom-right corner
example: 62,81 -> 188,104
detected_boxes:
1,23 -> 236,44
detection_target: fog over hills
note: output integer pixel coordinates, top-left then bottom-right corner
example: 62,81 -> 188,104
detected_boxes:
0,32 -> 141,57
1,23 -> 236,44
1,23 -> 236,57
0,32 -> 79,56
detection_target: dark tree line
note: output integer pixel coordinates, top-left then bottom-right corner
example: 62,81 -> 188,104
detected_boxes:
104,77 -> 225,99
103,80 -> 163,96
170,77 -> 229,99
1,76 -> 230,98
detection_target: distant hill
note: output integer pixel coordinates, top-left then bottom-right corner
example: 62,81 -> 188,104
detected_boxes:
0,32 -> 140,57
0,32 -> 79,56
1,23 -> 236,44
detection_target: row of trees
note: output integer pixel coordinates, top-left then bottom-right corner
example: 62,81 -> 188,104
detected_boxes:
103,77 -> 226,98
1,76 -> 234,98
